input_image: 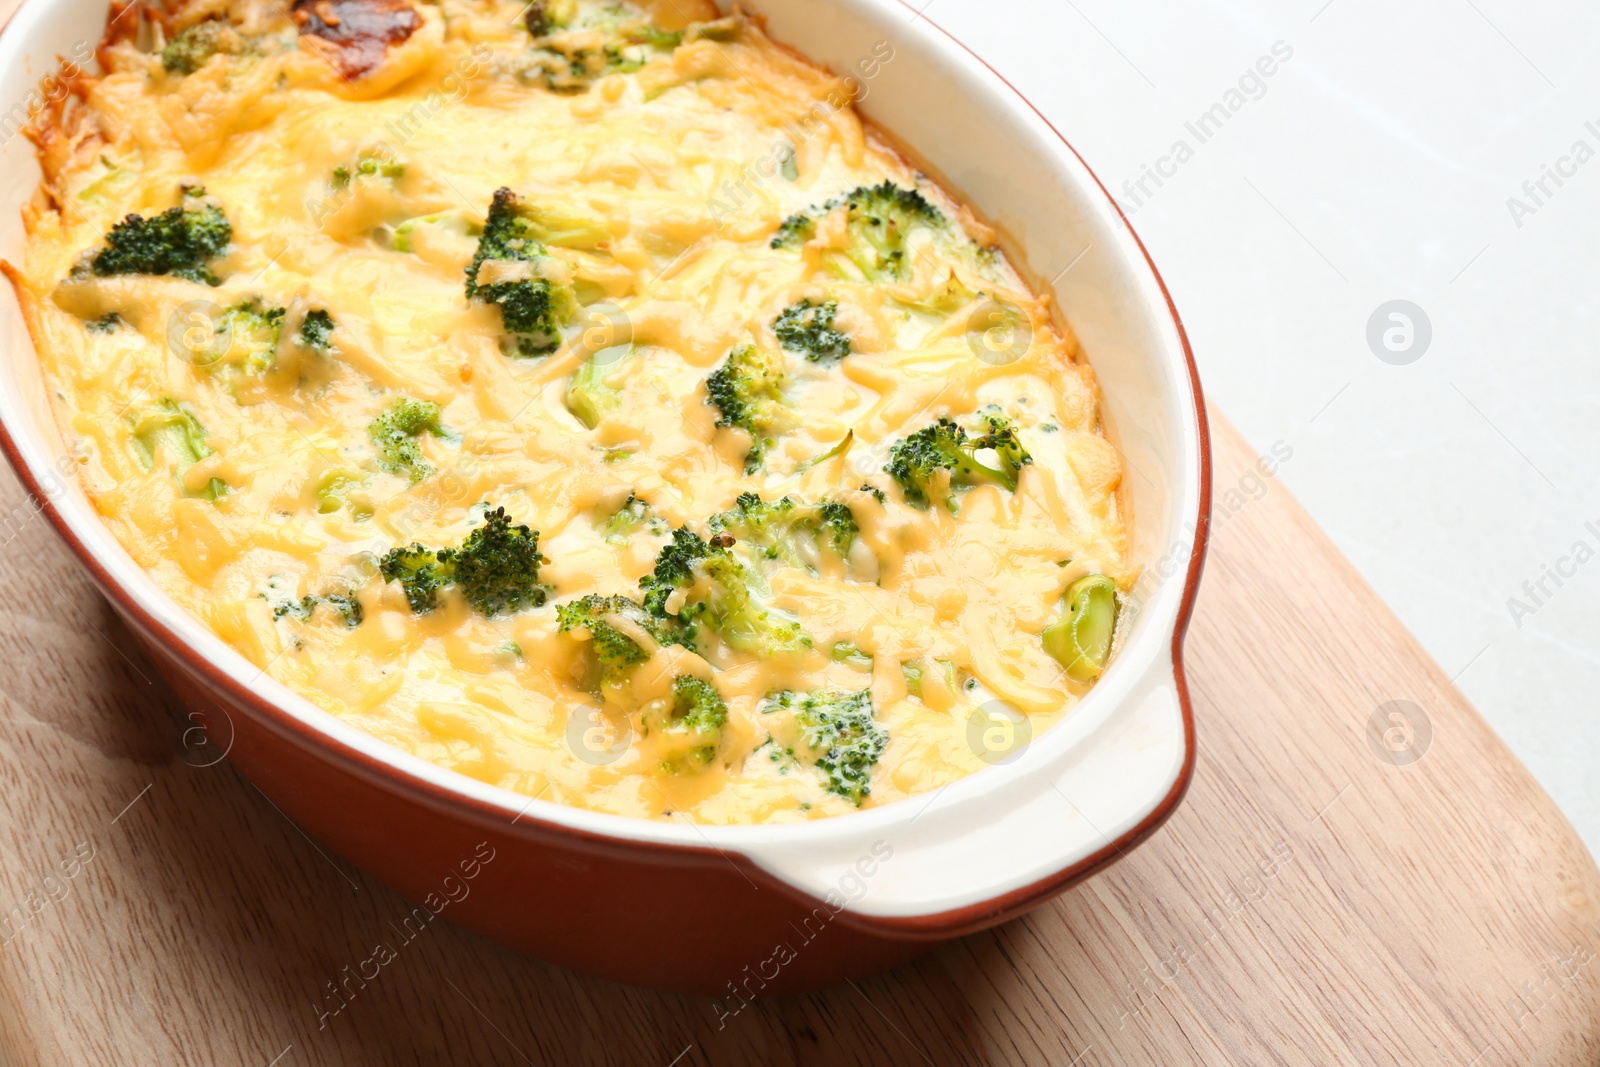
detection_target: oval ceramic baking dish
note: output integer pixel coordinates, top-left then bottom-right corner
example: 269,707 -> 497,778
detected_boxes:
0,0 -> 1209,994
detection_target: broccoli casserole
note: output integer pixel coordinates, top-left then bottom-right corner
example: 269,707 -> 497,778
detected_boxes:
7,0 -> 1131,823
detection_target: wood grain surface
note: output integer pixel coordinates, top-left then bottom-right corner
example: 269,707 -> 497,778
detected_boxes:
0,410 -> 1593,1066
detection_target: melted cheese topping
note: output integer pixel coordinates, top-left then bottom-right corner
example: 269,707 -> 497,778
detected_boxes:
9,0 -> 1130,823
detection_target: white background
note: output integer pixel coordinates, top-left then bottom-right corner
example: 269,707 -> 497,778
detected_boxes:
920,0 -> 1598,854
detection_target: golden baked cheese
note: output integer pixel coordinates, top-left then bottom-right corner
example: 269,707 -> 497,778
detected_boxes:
8,0 -> 1131,823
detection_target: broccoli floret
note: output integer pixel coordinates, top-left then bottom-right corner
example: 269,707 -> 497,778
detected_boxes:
711,492 -> 797,535
332,154 -> 405,190
211,299 -> 285,373
89,188 -> 231,285
557,593 -> 687,681
465,187 -> 539,281
639,527 -> 809,655
529,47 -> 608,91
161,19 -> 242,75
556,594 -> 650,673
369,397 -> 447,483
604,493 -> 648,537
465,188 -> 576,356
85,312 -> 122,334
705,343 -> 792,473
643,675 -> 728,771
762,688 -> 886,805
813,500 -> 860,557
601,493 -> 664,544
523,3 -> 685,88
522,0 -> 577,36
128,399 -> 227,500
709,493 -> 801,559
600,31 -> 681,75
269,594 -> 312,621
321,594 -> 365,627
771,211 -> 817,251
971,414 -> 1031,480
639,526 -> 717,620
671,675 -> 727,731
773,299 -> 851,363
379,506 -> 548,616
834,182 -> 943,282
770,181 -> 944,283
704,551 -> 808,654
451,506 -> 550,616
377,543 -> 452,613
298,309 -> 335,350
885,414 -> 1033,511
260,574 -> 309,619
708,492 -> 858,572
271,591 -> 365,628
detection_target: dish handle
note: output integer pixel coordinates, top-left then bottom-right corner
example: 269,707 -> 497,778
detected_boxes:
739,657 -> 1194,941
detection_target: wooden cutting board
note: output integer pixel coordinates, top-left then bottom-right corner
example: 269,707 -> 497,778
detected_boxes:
0,410 -> 1593,1066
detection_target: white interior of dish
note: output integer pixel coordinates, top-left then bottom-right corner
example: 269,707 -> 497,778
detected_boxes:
0,0 -> 1203,920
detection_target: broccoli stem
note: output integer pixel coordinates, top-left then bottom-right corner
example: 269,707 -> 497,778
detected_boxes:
128,399 -> 227,500
1041,574 -> 1118,683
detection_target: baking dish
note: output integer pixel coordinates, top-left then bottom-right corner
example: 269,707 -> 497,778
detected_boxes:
0,0 -> 1209,993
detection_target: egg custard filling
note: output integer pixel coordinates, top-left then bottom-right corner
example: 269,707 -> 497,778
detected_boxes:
8,0 -> 1132,823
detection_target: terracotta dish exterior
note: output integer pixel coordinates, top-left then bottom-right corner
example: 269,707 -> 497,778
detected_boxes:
0,0 -> 1210,994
